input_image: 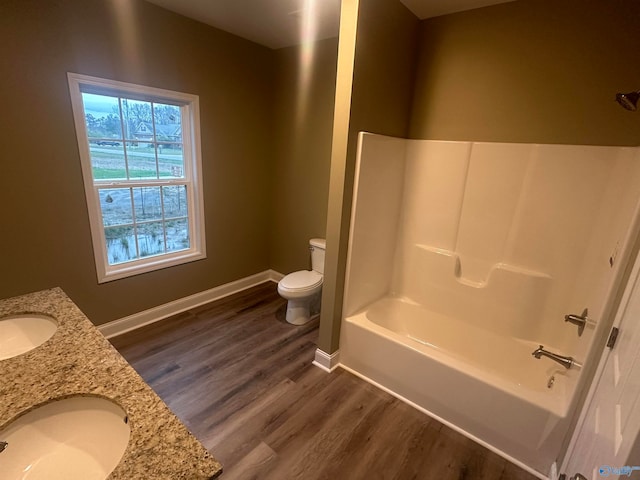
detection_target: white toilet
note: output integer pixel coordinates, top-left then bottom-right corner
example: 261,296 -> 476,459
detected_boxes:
277,238 -> 326,325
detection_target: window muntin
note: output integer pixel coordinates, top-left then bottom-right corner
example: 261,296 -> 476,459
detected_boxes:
68,73 -> 205,283
83,93 -> 186,181
98,185 -> 190,264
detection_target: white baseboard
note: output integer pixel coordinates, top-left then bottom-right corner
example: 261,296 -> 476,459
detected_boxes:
312,348 -> 341,372
270,270 -> 285,282
99,269 -> 284,339
339,364 -> 549,480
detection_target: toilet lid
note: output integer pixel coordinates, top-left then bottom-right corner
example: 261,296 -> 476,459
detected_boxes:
280,270 -> 323,291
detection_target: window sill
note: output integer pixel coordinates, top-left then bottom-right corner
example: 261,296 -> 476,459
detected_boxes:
98,249 -> 206,283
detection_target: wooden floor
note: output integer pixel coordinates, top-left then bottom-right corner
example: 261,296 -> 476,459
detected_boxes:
110,282 -> 538,480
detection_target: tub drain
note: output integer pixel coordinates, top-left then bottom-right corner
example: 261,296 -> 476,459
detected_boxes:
547,375 -> 555,389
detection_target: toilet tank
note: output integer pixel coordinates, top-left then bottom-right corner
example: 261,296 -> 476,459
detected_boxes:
310,238 -> 326,274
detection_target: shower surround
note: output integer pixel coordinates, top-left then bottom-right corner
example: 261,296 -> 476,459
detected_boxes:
340,133 -> 640,476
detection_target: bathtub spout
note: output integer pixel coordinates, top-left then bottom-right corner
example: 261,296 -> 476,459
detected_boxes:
531,345 -> 574,369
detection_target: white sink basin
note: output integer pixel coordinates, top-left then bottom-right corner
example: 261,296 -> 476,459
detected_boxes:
0,314 -> 58,360
0,396 -> 131,479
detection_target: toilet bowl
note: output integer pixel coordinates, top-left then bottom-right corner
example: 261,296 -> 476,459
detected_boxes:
278,238 -> 326,325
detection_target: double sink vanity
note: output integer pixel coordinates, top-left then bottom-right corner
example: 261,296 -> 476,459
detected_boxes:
0,287 -> 222,479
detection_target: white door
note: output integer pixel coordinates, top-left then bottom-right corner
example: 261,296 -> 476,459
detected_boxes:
562,249 -> 640,479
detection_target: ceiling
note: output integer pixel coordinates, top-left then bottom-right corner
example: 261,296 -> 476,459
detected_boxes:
400,0 -> 515,19
144,0 -> 516,50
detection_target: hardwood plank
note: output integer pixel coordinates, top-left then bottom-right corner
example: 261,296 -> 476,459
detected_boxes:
325,396 -> 441,480
264,377 -> 378,477
204,378 -> 296,465
221,442 -> 278,480
110,282 -> 539,480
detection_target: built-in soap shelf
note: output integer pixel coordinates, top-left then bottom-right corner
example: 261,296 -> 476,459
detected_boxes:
399,244 -> 553,335
415,244 -> 551,288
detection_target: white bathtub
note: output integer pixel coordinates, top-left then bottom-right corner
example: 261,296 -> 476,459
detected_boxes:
340,296 -> 576,477
340,134 -> 640,477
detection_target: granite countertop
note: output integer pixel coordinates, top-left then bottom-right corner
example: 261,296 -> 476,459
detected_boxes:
0,287 -> 222,479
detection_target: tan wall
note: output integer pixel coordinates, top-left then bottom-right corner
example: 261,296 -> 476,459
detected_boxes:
410,0 -> 640,145
322,0 -> 640,353
319,0 -> 420,352
269,38 -> 338,275
0,0 -> 275,325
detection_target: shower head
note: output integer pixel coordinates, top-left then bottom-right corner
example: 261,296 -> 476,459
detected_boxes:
616,91 -> 639,111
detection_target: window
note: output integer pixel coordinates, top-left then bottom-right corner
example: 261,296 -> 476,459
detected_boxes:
68,73 -> 206,283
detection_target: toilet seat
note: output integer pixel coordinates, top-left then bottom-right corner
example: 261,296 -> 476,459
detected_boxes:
278,270 -> 323,293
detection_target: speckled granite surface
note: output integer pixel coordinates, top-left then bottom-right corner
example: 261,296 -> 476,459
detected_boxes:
0,287 -> 222,479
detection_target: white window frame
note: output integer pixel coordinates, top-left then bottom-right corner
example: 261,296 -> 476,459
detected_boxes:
68,73 -> 206,283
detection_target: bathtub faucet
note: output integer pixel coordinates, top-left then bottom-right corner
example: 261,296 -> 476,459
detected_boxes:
531,345 -> 574,369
